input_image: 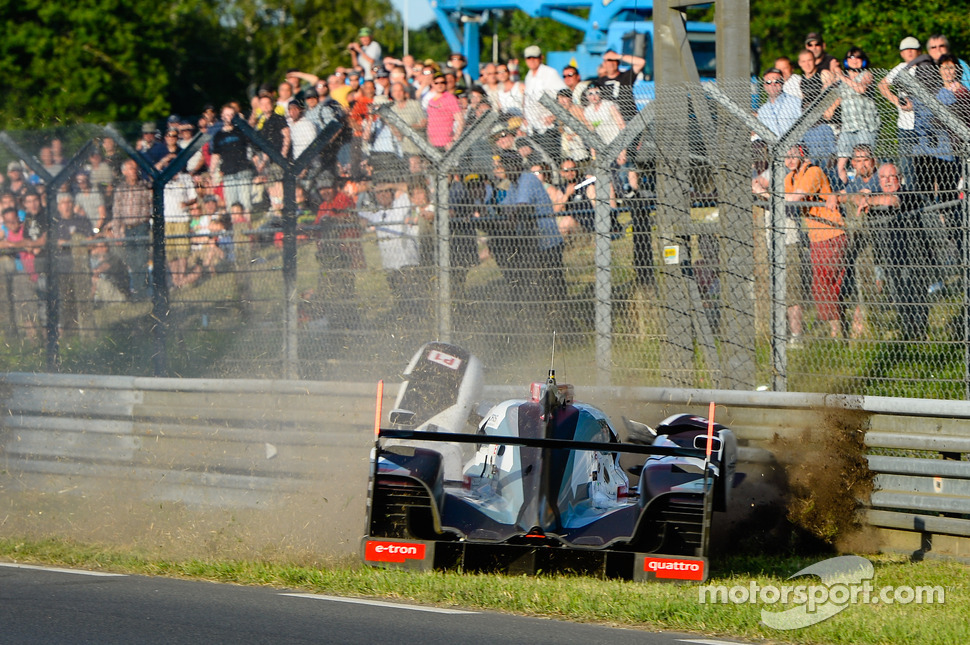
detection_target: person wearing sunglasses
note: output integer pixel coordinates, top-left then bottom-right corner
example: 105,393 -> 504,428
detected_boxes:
561,65 -> 588,104
447,52 -> 472,90
906,34 -> 970,91
899,35 -> 962,259
426,73 -> 464,150
416,63 -> 438,109
756,67 -> 802,137
523,45 -> 567,163
598,49 -> 645,122
832,47 -> 879,185
804,32 -> 836,76
551,160 -> 595,237
583,81 -> 625,147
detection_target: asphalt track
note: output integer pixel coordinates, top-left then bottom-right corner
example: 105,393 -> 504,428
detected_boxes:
0,562 -> 748,645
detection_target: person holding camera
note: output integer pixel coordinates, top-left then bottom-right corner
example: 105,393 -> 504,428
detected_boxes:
878,37 -> 923,185
832,47 -> 879,185
348,27 -> 382,80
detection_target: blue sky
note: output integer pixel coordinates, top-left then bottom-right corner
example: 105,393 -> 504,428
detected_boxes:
390,0 -> 437,30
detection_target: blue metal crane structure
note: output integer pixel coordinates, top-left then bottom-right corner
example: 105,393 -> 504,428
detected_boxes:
428,0 -> 717,81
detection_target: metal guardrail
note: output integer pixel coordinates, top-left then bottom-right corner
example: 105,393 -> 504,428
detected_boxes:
1,374 -> 968,557
864,413 -> 970,542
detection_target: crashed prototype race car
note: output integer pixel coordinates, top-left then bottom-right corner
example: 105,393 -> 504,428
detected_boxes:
361,342 -> 739,582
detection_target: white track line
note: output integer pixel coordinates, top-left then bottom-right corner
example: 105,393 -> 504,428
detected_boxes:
280,593 -> 477,614
0,562 -> 126,577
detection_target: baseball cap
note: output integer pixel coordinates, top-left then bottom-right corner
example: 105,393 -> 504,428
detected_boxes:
524,45 -> 542,59
804,32 -> 823,45
490,124 -> 512,140
899,36 -> 921,51
7,161 -> 23,173
358,27 -> 372,37
764,67 -> 784,77
142,121 -> 157,134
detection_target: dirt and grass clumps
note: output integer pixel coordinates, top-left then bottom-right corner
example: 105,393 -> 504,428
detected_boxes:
769,409 -> 875,549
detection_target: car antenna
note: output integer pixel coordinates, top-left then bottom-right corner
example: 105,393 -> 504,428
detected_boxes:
548,331 -> 556,382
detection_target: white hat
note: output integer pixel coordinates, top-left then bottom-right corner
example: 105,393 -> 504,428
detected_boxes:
899,36 -> 921,51
523,45 -> 542,59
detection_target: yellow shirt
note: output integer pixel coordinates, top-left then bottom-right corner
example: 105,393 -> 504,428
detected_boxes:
331,85 -> 353,108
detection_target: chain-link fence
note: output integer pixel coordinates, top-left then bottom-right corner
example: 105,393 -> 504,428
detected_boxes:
0,67 -> 968,397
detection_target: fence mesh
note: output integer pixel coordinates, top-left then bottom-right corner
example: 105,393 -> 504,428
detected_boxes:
0,66 -> 968,397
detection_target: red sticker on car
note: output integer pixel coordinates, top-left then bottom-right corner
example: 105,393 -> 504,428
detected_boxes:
364,541 -> 427,563
427,350 -> 462,370
643,557 -> 705,580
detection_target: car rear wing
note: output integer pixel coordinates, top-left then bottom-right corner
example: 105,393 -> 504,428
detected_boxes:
376,427 -> 710,460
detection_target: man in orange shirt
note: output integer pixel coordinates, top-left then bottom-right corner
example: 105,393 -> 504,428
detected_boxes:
784,144 -> 846,339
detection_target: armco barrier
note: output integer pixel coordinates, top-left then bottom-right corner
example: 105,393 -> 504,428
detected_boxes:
1,373 -> 968,562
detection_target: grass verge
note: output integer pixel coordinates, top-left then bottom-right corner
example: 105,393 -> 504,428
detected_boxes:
1,537 -> 967,645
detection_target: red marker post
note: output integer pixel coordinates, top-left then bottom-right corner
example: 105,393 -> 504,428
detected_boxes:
374,380 -> 384,439
705,401 -> 715,457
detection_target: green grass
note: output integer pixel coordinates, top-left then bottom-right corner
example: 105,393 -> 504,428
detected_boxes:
1,537 -> 967,644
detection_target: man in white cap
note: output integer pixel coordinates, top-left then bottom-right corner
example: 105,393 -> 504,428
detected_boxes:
522,45 -> 566,160
136,122 -> 167,165
878,37 -> 922,183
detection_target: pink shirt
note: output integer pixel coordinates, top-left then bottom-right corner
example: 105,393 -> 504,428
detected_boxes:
426,92 -> 461,148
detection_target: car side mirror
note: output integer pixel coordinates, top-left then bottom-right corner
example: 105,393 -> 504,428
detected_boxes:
693,434 -> 722,453
389,409 -> 416,427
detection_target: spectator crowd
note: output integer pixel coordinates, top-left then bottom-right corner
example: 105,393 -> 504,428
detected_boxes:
1,27 -> 969,346
752,32 -> 970,345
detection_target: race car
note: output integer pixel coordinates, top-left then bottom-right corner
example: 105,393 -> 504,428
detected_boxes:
361,342 -> 738,582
